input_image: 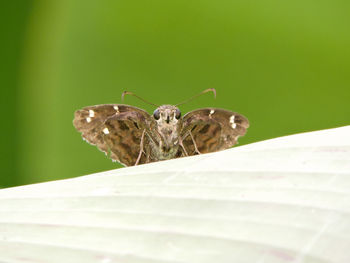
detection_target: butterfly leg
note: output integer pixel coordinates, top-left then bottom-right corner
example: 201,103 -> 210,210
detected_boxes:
135,129 -> 146,165
189,131 -> 201,154
179,137 -> 188,156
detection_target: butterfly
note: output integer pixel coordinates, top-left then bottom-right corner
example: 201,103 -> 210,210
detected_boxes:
73,89 -> 249,166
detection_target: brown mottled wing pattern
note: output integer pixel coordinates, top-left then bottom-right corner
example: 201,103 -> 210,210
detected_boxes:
73,104 -> 153,166
181,108 -> 249,155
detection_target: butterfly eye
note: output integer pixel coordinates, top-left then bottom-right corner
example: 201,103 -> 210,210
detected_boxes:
153,109 -> 160,120
175,108 -> 181,119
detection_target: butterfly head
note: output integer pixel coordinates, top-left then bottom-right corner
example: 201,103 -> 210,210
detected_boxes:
153,105 -> 181,124
153,105 -> 182,149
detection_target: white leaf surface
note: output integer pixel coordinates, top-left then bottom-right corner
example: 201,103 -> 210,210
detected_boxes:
1,126 -> 350,263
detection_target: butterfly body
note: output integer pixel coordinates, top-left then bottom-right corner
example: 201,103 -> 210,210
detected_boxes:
150,105 -> 181,160
73,103 -> 249,166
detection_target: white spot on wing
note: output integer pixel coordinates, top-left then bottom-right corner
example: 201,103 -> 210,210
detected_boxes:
114,106 -> 119,113
89,109 -> 95,117
230,115 -> 237,129
86,117 -> 92,123
209,109 -> 215,118
103,127 -> 110,134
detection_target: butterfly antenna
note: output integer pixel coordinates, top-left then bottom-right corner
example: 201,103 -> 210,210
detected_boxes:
175,88 -> 216,106
121,91 -> 159,107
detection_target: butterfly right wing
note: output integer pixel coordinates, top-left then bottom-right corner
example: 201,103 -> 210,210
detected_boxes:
180,108 -> 249,155
73,104 -> 153,166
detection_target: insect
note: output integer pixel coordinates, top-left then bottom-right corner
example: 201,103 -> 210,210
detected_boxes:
73,89 -> 249,166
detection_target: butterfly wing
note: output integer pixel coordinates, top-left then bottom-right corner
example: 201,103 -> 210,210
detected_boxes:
73,104 -> 153,166
181,108 -> 249,155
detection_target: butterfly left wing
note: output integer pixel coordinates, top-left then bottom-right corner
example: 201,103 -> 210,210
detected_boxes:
180,108 -> 249,155
73,104 -> 153,166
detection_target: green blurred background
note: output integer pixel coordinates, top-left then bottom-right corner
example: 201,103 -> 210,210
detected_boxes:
2,0 -> 349,187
